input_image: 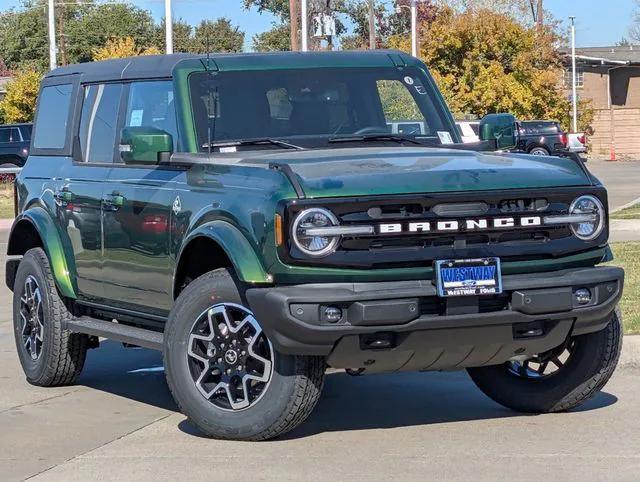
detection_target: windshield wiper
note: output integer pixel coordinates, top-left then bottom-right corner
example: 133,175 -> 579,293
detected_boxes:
203,138 -> 304,150
328,133 -> 427,146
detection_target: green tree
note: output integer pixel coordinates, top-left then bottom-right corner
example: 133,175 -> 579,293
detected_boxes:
0,1 -> 158,70
390,7 -> 593,130
243,0 -> 291,20
192,19 -> 245,53
0,70 -> 41,123
155,19 -> 194,53
253,25 -> 291,52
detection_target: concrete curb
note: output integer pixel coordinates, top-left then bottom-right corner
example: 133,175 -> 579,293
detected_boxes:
611,196 -> 640,214
620,335 -> 640,369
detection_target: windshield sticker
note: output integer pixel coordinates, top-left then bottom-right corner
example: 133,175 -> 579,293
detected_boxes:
437,131 -> 454,144
219,146 -> 237,153
404,76 -> 414,85
129,109 -> 143,127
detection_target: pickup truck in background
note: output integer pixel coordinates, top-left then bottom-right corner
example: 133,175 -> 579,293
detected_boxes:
0,123 -> 32,167
515,120 -> 568,156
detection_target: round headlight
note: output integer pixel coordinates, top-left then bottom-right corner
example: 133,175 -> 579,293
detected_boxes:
292,208 -> 340,257
569,195 -> 605,240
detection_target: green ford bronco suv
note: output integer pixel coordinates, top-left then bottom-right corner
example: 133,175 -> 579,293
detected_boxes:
7,51 -> 624,441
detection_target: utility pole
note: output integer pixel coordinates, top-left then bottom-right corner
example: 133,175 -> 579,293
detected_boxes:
536,0 -> 544,27
289,0 -> 299,51
57,2 -> 67,66
47,0 -> 57,70
301,0 -> 308,51
368,0 -> 375,49
165,0 -> 173,54
570,16 -> 578,133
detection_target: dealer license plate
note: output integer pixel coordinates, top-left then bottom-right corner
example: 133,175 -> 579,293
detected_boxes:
435,258 -> 502,297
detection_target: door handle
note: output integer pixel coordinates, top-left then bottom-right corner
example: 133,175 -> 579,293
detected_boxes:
102,193 -> 125,210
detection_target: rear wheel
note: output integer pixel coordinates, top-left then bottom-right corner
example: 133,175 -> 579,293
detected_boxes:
529,146 -> 550,156
12,248 -> 88,386
164,269 -> 325,440
467,308 -> 622,413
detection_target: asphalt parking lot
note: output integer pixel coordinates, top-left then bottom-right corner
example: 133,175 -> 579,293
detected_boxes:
1,229 -> 640,481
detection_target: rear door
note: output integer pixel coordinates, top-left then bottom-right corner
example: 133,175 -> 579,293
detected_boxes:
57,82 -> 123,302
101,80 -> 179,317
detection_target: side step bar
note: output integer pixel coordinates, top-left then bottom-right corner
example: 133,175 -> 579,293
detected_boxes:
65,317 -> 164,351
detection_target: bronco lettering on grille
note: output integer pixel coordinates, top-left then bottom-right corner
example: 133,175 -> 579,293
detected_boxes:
378,216 -> 542,234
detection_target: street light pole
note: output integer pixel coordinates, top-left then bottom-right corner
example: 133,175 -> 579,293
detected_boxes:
301,0 -> 308,52
570,16 -> 578,133
47,0 -> 57,70
411,0 -> 418,58
165,0 -> 173,54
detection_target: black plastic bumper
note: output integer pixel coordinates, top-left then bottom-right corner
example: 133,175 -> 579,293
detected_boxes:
246,266 -> 624,373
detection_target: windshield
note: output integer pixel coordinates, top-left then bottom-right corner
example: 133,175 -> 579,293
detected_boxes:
188,67 -> 457,150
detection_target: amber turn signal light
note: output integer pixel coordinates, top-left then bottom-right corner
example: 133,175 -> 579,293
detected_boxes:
274,214 -> 283,246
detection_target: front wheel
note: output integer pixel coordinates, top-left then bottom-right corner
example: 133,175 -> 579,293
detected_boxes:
163,269 -> 325,440
467,308 -> 622,413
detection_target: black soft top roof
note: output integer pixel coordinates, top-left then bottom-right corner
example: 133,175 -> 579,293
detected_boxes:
46,53 -> 199,82
44,50 -> 415,83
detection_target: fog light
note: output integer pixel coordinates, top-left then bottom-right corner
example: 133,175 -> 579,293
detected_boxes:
323,306 -> 342,323
574,288 -> 592,305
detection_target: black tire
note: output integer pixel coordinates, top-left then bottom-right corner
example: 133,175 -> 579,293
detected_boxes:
529,146 -> 550,156
164,268 -> 326,441
468,308 -> 623,413
12,248 -> 88,386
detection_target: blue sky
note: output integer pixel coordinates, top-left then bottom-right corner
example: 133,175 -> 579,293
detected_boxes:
0,0 -> 636,48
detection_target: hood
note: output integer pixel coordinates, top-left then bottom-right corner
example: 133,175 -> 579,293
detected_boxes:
193,147 -> 593,198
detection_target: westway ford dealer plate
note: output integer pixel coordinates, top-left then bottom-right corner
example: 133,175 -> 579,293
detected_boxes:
435,258 -> 503,297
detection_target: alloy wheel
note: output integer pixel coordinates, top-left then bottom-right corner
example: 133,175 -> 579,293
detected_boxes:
19,275 -> 45,361
186,303 -> 274,411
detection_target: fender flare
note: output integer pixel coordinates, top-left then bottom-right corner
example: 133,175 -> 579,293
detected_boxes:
8,208 -> 77,299
176,220 -> 270,285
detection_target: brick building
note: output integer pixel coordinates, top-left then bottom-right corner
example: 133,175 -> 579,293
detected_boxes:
563,46 -> 640,157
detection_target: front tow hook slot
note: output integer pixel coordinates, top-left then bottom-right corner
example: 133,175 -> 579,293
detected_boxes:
360,332 -> 396,350
513,320 -> 545,339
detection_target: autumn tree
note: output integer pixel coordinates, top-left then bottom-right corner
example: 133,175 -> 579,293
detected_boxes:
0,70 -> 41,123
390,7 -> 592,130
92,37 -> 161,61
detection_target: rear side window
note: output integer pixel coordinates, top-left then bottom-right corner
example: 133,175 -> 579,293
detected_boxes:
521,122 -> 559,135
33,84 -> 73,149
79,83 -> 123,163
21,125 -> 32,140
0,128 -> 9,143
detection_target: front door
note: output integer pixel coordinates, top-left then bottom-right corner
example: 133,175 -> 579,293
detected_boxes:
101,80 -> 180,316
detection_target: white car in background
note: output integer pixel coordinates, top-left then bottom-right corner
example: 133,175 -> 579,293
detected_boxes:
567,132 -> 587,153
456,120 -> 480,143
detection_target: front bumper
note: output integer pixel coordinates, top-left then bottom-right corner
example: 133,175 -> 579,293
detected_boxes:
246,266 -> 624,373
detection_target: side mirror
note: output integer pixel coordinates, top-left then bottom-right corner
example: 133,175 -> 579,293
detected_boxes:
479,113 -> 518,150
119,127 -> 173,165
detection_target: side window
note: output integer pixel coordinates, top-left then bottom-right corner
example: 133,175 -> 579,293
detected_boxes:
10,128 -> 21,142
0,128 -> 9,143
32,84 -> 73,149
123,81 -> 178,151
22,125 -> 33,141
79,83 -> 123,163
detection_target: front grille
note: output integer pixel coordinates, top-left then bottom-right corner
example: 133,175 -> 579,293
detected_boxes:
281,187 -> 608,269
